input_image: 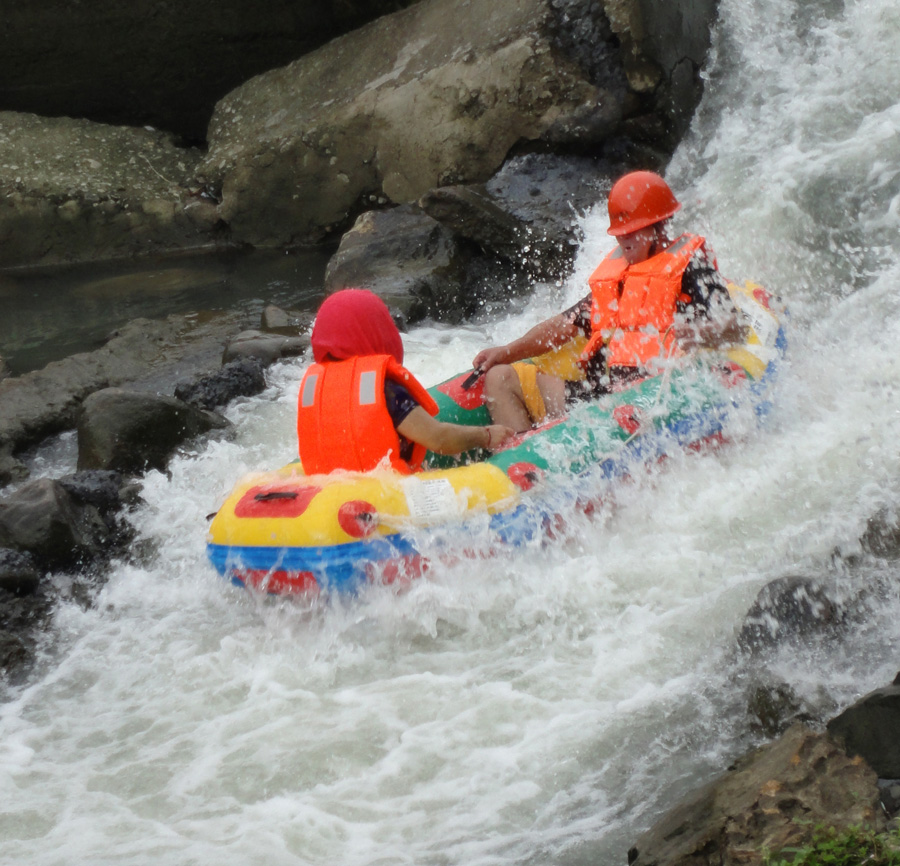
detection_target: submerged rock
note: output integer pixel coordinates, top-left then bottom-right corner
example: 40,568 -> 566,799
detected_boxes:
860,506 -> 900,559
737,575 -> 844,655
0,478 -> 115,570
0,548 -> 40,596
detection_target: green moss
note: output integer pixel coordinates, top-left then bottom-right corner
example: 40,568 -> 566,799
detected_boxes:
764,824 -> 900,866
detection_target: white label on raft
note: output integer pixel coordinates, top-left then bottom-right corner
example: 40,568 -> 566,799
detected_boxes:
402,477 -> 462,521
732,291 -> 779,349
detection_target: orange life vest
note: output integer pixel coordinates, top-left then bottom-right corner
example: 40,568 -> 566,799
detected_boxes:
297,354 -> 439,475
581,233 -> 706,370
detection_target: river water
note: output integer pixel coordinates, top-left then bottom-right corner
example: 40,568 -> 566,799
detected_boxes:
3,1 -> 900,863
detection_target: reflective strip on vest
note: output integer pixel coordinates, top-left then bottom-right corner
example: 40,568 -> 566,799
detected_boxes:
358,370 -> 377,406
301,373 -> 318,407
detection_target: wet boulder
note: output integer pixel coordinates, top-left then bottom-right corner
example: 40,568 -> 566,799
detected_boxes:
0,548 -> 40,596
627,724 -> 883,866
175,357 -> 268,411
221,331 -> 310,366
77,388 -> 229,474
323,205 -> 475,322
860,506 -> 900,559
737,576 -> 844,655
420,152 -> 619,279
746,680 -> 811,738
827,676 -> 900,779
260,305 -> 314,337
0,478 -> 116,569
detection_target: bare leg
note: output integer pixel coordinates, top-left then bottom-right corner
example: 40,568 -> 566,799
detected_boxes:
482,365 -> 533,432
482,366 -> 568,432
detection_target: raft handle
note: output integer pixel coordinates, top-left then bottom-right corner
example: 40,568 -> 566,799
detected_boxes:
462,368 -> 483,389
254,491 -> 299,502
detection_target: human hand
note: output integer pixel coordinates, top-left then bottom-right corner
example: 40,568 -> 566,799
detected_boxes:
472,346 -> 508,372
485,424 -> 516,450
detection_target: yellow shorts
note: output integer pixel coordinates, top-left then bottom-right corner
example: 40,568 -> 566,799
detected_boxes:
512,336 -> 589,424
511,362 -> 547,423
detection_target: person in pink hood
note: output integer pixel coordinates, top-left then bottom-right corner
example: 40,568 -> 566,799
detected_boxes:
297,289 -> 514,475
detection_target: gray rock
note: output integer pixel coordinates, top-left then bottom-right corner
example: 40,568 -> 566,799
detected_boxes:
77,388 -> 229,474
58,470 -> 130,516
628,724 -> 883,866
260,305 -> 313,337
0,446 -> 29,487
0,113 -> 220,269
202,0 -> 683,248
737,576 -> 844,655
747,681 -> 808,738
486,152 -> 619,258
175,358 -> 268,410
827,681 -> 900,779
324,205 -> 474,322
221,331 -> 310,365
0,311 -> 251,481
0,478 -> 113,569
0,548 -> 40,596
418,185 -> 533,266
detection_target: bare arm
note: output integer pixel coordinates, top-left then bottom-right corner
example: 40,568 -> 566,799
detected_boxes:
673,308 -> 748,351
473,313 -> 580,372
397,406 -> 515,455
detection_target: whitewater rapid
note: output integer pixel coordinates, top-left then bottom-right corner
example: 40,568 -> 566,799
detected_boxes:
3,0 -> 900,863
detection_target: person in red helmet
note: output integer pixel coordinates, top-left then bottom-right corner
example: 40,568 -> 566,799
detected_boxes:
298,288 -> 514,474
471,170 -> 745,432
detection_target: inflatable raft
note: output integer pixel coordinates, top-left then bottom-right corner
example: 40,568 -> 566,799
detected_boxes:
207,282 -> 786,594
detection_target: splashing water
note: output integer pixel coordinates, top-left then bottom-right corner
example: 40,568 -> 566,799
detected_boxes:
3,1 -> 900,863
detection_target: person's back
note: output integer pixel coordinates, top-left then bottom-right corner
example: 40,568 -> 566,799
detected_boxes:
298,289 -> 514,475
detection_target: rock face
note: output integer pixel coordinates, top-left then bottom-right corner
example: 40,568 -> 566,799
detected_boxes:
0,1 -> 420,142
201,0 -> 718,248
0,114 -> 219,269
628,724 -> 883,866
0,0 -> 718,270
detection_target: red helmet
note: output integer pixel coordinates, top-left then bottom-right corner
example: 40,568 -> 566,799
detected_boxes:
607,171 -> 681,236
